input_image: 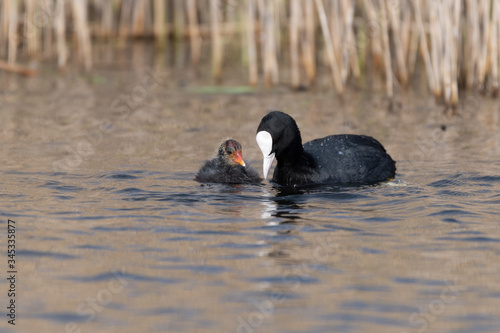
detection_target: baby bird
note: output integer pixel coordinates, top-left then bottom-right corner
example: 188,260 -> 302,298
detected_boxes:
195,139 -> 261,184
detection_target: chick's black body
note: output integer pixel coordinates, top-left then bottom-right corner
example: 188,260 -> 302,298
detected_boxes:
256,111 -> 396,186
195,139 -> 261,184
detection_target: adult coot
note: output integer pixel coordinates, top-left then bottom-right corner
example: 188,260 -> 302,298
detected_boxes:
256,111 -> 396,186
195,139 -> 261,184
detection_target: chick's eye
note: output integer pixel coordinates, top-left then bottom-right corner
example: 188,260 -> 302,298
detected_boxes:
226,150 -> 232,154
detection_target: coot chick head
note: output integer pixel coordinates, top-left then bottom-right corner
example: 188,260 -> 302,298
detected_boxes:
256,111 -> 303,179
218,139 -> 246,167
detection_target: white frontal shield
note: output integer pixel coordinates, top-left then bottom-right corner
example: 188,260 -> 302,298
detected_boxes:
256,131 -> 275,179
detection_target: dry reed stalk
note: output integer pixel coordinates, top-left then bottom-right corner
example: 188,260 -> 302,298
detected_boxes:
257,0 -> 265,35
71,0 -> 92,71
257,0 -> 266,81
272,0 -> 282,56
429,0 -> 443,98
449,0 -> 461,106
246,0 -> 258,86
1,0 -> 9,47
239,3 -> 248,66
187,0 -> 201,66
329,0 -> 342,75
174,0 -> 185,41
386,0 -> 408,87
362,0 -> 383,71
400,4 -> 411,63
144,1 -> 153,35
210,0 -> 223,81
55,0 -> 67,70
24,0 -> 38,56
290,0 -> 300,89
271,0 -> 279,84
465,0 -> 479,88
378,0 -> 393,97
7,0 -> 18,63
302,0 -> 316,84
407,24 -> 419,77
413,0 -> 436,95
131,0 -> 145,37
404,7 -> 419,77
477,0 -> 490,87
441,0 -> 452,104
153,0 -> 166,49
38,0 -> 54,55
346,7 -> 361,80
263,0 -> 279,86
339,0 -> 349,82
315,0 -> 344,95
100,0 -> 114,39
341,0 -> 360,81
491,0 -> 500,95
118,0 -> 132,48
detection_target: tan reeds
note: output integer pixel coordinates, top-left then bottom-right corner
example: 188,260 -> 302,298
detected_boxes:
100,0 -> 114,39
386,0 -> 408,87
210,0 -> 223,81
290,0 -> 317,89
246,0 -> 258,86
173,0 -> 185,41
406,7 -> 420,78
290,0 -> 300,89
55,0 -> 67,70
303,0 -> 316,84
413,0 -> 436,96
1,0 -> 500,105
262,0 -> 279,86
315,0 -> 344,96
1,0 -> 9,47
71,0 -> 92,71
187,0 -> 201,66
118,0 -> 132,48
490,0 -> 500,95
7,0 -> 18,64
153,0 -> 166,50
362,0 -> 383,71
131,0 -> 146,37
378,0 -> 393,98
24,0 -> 37,56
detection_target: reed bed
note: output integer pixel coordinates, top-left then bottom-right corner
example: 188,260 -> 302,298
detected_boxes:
1,0 -> 499,106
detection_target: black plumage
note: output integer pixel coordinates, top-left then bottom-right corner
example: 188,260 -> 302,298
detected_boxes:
256,111 -> 396,186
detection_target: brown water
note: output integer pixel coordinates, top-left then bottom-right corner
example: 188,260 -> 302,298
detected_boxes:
1,47 -> 500,333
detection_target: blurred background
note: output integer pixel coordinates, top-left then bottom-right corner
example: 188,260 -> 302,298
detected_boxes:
1,0 -> 499,104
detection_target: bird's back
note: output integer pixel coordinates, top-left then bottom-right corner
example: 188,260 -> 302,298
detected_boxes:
303,134 -> 396,184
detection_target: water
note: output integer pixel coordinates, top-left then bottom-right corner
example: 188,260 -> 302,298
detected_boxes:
1,59 -> 500,333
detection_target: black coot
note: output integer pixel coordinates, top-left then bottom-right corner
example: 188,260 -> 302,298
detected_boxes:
256,111 -> 396,186
195,139 -> 262,184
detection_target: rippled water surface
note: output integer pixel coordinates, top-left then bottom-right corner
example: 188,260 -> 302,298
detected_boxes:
1,55 -> 500,333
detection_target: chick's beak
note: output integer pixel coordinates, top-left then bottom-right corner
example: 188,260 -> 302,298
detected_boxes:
233,151 -> 246,167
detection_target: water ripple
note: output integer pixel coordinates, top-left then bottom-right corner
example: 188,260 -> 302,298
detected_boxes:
18,249 -> 78,260
62,271 -> 180,284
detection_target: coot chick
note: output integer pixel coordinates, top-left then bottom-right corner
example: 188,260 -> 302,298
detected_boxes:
195,139 -> 262,184
256,111 -> 396,186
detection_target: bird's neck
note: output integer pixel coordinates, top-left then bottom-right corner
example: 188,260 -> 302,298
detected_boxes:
276,139 -> 304,163
275,147 -> 316,185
